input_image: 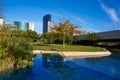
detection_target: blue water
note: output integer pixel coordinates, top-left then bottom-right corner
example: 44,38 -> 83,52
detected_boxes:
0,52 -> 120,80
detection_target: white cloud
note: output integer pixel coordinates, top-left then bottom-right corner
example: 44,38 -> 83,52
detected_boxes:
98,0 -> 119,23
74,16 -> 91,26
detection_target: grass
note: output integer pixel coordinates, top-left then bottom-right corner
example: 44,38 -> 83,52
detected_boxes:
31,42 -> 105,52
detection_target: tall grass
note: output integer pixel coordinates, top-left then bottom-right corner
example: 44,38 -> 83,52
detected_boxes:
0,28 -> 33,71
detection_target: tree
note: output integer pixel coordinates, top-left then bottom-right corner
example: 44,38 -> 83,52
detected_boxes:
0,28 -> 33,70
11,30 -> 28,37
42,19 -> 82,47
73,36 -> 79,44
86,32 -> 101,45
42,32 -> 55,44
54,19 -> 81,48
27,30 -> 39,42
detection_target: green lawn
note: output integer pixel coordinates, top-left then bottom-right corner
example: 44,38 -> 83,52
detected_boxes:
31,42 -> 105,52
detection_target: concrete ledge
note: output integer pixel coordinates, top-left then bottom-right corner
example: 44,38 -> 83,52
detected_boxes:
33,50 -> 111,58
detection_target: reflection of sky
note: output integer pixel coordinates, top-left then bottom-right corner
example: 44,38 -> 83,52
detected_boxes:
31,54 -> 61,80
65,57 -> 120,79
31,54 -> 120,80
0,54 -> 120,80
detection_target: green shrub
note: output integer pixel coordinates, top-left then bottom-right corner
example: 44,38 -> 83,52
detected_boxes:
0,28 -> 33,71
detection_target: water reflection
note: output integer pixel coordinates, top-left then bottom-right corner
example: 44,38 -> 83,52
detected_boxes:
42,53 -> 81,80
0,53 -> 120,80
42,53 -> 64,69
42,53 -> 70,72
0,67 -> 32,80
85,57 -> 103,64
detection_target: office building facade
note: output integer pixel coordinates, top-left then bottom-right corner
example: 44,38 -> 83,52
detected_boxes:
43,14 -> 51,33
0,17 -> 3,27
14,21 -> 29,31
4,22 -> 17,30
29,23 -> 34,31
4,21 -> 34,31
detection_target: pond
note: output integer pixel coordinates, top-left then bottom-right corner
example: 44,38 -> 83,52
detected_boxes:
0,52 -> 120,80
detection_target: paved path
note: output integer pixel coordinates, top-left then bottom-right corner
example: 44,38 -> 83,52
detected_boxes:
33,50 -> 111,58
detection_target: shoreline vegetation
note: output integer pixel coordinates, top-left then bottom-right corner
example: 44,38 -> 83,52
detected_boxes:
0,28 -> 111,72
0,27 -> 109,72
0,28 -> 34,72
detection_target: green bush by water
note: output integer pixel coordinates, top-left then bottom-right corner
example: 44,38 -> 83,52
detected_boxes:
0,28 -> 33,71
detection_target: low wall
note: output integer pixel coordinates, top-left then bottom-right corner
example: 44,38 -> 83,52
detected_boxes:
33,50 -> 111,59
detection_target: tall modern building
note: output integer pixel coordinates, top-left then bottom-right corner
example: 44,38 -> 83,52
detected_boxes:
29,23 -> 34,31
4,22 -> 17,30
0,17 -> 3,27
4,21 -> 34,31
14,21 -> 29,31
43,14 -> 51,33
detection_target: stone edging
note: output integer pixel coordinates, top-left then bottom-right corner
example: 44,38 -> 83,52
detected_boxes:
33,50 -> 111,58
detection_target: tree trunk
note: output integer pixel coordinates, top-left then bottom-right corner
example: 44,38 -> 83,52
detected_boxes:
63,38 -> 65,49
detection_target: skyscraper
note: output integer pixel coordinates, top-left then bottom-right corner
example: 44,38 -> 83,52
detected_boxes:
43,14 -> 51,33
4,21 -> 34,31
4,22 -> 17,30
0,17 -> 3,27
29,23 -> 34,31
14,21 -> 29,31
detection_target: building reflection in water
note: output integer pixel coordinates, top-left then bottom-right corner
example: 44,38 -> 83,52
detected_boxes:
42,53 -> 84,80
42,53 -> 64,69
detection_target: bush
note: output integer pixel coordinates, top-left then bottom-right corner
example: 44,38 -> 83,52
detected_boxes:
0,28 -> 33,71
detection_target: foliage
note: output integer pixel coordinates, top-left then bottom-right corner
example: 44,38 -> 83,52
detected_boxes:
86,32 -> 101,41
11,30 -> 28,37
0,28 -> 33,71
72,36 -> 79,44
27,30 -> 39,41
86,32 -> 102,45
43,19 -> 82,47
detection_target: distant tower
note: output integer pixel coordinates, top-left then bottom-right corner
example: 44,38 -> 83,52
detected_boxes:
0,17 -> 3,27
29,22 -> 34,31
14,21 -> 29,31
43,14 -> 51,33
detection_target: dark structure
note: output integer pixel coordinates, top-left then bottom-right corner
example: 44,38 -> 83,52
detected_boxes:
43,14 -> 51,33
77,30 -> 120,42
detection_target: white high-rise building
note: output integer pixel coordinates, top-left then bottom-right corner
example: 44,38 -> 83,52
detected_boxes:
4,22 -> 17,30
0,17 -> 3,27
29,23 -> 34,31
48,21 -> 53,32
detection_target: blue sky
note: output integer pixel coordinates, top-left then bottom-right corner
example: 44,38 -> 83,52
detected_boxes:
1,0 -> 120,33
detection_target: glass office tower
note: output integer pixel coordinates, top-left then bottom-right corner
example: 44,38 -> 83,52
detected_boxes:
14,21 -> 29,31
43,14 -> 51,33
4,22 -> 17,30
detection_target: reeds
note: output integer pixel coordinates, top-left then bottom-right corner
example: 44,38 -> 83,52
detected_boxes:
0,28 -> 33,71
